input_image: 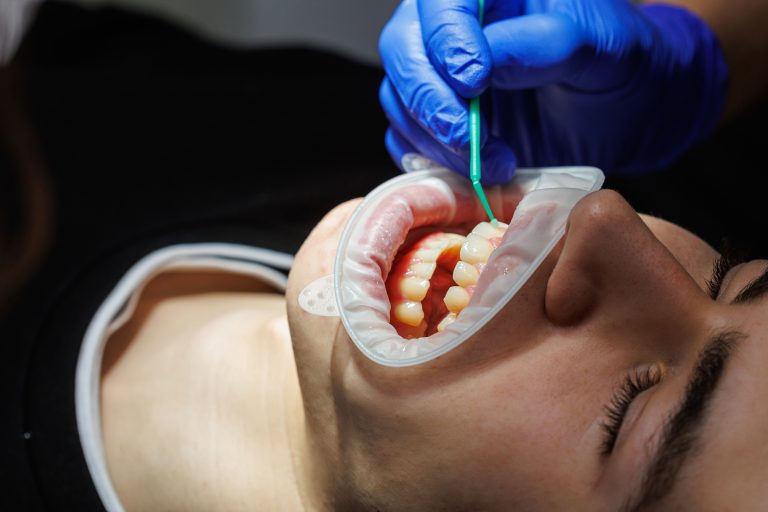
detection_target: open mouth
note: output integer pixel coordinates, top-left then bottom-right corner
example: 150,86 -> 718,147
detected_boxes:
385,221 -> 510,338
335,172 -> 523,343
332,166 -> 604,366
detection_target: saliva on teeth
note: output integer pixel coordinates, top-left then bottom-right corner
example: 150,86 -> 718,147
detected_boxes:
385,221 -> 508,338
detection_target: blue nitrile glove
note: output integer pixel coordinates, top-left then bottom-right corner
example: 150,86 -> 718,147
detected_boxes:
379,0 -> 729,184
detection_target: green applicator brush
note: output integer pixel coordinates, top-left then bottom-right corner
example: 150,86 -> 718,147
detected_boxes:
469,0 -> 497,224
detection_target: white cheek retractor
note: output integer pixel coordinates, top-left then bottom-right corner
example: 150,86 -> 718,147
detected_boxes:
300,157 -> 604,367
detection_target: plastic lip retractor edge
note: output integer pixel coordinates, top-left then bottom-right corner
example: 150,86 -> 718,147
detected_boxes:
299,158 -> 605,367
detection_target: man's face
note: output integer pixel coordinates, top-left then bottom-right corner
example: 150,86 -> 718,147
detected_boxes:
286,190 -> 768,511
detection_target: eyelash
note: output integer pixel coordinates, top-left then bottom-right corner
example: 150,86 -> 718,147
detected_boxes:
600,366 -> 663,456
706,243 -> 743,299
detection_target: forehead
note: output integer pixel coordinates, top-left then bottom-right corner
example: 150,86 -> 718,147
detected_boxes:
665,309 -> 768,510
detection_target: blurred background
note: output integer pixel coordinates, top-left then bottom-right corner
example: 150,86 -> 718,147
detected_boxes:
69,0 -> 398,64
1,0 -> 767,507
0,0 -> 401,316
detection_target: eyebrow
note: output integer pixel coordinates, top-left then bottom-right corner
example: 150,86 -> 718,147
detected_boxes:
624,330 -> 744,512
733,264 -> 768,304
615,262 -> 768,510
621,263 -> 768,510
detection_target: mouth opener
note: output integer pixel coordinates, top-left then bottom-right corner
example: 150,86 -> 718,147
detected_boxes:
298,158 -> 604,367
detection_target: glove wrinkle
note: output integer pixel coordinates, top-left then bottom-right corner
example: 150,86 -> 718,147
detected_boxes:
419,0 -> 492,96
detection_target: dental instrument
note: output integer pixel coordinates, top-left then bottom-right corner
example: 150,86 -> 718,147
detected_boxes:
469,0 -> 496,223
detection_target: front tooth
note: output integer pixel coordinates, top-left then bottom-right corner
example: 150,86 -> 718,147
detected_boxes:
460,233 -> 494,264
426,234 -> 462,249
415,248 -> 441,263
400,276 -> 430,301
393,301 -> 424,327
437,313 -> 457,332
472,221 -> 505,239
453,261 -> 480,287
444,286 -> 470,313
410,262 -> 437,279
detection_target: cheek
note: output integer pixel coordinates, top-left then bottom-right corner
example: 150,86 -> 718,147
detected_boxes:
288,199 -> 362,290
431,352 -> 603,504
286,199 -> 362,325
286,200 -> 361,405
334,336 -> 606,506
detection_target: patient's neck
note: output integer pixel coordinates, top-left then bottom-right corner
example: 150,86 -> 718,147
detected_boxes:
100,271 -> 324,511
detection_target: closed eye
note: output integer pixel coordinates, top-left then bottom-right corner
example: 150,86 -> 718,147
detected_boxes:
600,366 -> 663,457
706,244 -> 743,299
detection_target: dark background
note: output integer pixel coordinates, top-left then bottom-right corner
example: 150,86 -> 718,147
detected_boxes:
0,1 -> 401,322
1,1 -> 766,508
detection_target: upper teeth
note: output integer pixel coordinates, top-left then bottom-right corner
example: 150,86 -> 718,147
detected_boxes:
388,221 -> 509,337
443,286 -> 470,313
452,260 -> 479,287
415,248 -> 441,262
399,276 -> 430,301
459,233 -> 494,264
410,262 -> 437,278
436,312 -> 457,332
387,233 -> 464,338
471,221 -> 506,240
438,221 -> 508,331
393,301 -> 425,327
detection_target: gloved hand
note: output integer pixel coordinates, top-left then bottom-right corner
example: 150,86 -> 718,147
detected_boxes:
379,0 -> 729,184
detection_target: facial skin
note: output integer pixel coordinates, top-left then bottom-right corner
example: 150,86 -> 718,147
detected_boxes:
286,190 -> 768,511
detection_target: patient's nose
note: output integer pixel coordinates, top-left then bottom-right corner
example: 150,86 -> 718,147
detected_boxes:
544,190 -> 707,331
